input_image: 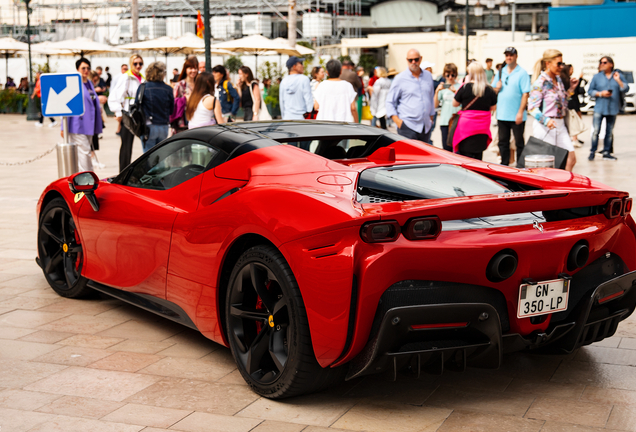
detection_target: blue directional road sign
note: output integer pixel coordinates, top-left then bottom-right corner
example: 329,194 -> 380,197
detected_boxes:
40,73 -> 84,117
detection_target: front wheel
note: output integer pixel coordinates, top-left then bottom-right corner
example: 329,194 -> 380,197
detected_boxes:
37,197 -> 91,298
225,245 -> 343,399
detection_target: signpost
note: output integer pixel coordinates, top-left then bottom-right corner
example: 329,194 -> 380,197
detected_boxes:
40,73 -> 85,178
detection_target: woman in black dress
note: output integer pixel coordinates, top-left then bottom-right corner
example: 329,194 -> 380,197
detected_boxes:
451,62 -> 498,160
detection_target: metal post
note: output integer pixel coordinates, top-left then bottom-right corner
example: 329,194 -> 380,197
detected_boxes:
25,0 -> 39,121
57,117 -> 78,178
131,0 -> 139,42
204,0 -> 211,72
465,0 -> 469,68
288,0 -> 297,47
511,1 -> 516,42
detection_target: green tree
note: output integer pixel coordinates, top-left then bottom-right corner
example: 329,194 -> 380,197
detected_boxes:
257,61 -> 282,82
358,54 -> 377,75
224,55 -> 243,74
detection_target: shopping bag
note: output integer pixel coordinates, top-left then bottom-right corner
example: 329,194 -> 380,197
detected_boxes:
518,136 -> 569,170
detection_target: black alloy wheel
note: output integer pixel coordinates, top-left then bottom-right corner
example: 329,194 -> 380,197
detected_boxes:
226,245 -> 344,399
38,198 -> 90,298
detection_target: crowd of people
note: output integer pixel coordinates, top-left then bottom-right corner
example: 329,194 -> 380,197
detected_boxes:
23,45 -> 628,174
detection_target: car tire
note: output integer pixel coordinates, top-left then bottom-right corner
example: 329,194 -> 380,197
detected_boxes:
37,197 -> 92,298
226,244 -> 344,399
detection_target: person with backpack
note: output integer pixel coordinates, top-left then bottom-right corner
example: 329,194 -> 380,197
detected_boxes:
492,47 -> 531,167
212,65 -> 239,122
135,61 -> 174,152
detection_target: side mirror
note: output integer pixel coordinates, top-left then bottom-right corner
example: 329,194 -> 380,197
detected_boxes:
68,171 -> 100,211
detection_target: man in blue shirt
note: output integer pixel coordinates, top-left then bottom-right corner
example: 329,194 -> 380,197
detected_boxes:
587,56 -> 629,161
492,47 -> 531,167
386,49 -> 435,144
279,56 -> 313,121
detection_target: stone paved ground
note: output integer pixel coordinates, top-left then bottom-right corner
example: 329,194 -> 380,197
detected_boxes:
1,113 -> 636,432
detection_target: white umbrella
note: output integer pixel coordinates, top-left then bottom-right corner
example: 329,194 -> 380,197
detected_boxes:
272,38 -> 315,56
0,37 -> 29,82
44,37 -> 122,57
210,35 -> 301,75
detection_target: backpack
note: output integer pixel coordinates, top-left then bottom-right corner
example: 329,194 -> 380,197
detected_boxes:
223,80 -> 233,103
122,82 -> 148,138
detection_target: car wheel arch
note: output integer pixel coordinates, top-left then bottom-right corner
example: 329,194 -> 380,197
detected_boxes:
217,233 -> 279,345
39,190 -> 65,219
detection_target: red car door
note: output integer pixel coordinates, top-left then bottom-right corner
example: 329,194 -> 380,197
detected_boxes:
75,138 -> 221,299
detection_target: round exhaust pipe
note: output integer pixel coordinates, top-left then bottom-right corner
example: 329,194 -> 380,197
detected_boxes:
567,242 -> 589,271
487,250 -> 518,282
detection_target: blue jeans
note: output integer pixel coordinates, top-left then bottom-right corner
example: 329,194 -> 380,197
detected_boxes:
142,124 -> 170,153
590,113 -> 616,156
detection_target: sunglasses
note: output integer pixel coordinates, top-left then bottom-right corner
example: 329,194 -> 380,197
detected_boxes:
445,73 -> 457,78
600,61 -> 609,64
407,57 -> 421,63
133,62 -> 143,67
557,62 -> 565,67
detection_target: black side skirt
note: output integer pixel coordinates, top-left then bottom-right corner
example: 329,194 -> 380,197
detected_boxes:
87,281 -> 198,330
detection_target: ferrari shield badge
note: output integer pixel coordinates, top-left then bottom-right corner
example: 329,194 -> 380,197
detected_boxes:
74,192 -> 84,203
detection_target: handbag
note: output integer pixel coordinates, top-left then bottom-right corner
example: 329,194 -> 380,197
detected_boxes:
447,95 -> 479,148
518,132 -> 569,170
564,109 -> 587,137
249,80 -> 272,121
122,82 -> 148,138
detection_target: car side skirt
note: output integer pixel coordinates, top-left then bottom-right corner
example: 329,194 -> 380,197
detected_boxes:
87,281 -> 199,330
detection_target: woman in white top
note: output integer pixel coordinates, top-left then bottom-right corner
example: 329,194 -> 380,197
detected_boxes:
310,66 -> 325,99
369,66 -> 391,129
186,72 -> 225,129
313,60 -> 358,122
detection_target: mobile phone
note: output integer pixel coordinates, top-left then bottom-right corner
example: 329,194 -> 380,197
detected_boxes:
608,89 -> 613,95
443,83 -> 451,89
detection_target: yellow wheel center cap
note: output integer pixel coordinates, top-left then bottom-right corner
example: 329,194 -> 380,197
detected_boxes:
63,244 -> 69,253
268,315 -> 274,328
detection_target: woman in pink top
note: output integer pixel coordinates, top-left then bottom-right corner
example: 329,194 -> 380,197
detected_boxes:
528,49 -> 580,171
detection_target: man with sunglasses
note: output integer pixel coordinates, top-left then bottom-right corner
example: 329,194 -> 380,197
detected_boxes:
492,47 -> 531,167
587,56 -> 629,161
386,49 -> 435,143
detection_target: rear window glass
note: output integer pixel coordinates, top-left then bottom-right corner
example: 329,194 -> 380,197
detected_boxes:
357,164 -> 509,202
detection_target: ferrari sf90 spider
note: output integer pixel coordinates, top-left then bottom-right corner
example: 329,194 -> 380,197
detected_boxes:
36,121 -> 636,399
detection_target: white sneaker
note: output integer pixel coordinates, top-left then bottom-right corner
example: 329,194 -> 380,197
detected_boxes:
35,122 -> 43,128
48,121 -> 58,128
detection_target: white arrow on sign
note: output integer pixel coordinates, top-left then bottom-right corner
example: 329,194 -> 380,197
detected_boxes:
45,76 -> 80,115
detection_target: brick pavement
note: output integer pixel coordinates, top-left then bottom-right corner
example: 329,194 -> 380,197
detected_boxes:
1,113 -> 636,431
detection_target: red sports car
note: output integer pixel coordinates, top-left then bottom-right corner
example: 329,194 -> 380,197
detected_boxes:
36,121 -> 636,399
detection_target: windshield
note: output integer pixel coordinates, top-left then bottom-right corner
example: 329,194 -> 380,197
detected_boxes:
357,164 -> 510,203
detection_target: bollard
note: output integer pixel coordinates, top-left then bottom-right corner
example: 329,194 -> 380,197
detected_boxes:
525,155 -> 555,169
56,117 -> 79,178
56,142 -> 78,178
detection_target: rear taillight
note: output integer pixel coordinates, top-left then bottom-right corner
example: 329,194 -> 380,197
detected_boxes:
624,197 -> 633,216
403,216 -> 441,240
605,198 -> 623,219
360,221 -> 401,243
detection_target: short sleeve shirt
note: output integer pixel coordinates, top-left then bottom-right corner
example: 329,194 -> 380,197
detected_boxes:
454,83 -> 497,111
315,80 -> 357,122
437,86 -> 460,126
492,65 -> 531,122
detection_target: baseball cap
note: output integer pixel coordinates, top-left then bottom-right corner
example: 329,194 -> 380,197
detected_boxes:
286,56 -> 303,70
504,47 -> 518,55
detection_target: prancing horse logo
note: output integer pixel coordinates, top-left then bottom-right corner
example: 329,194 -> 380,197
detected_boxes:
533,220 -> 544,233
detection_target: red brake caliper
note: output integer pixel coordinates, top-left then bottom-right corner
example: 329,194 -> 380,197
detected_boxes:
254,280 -> 272,333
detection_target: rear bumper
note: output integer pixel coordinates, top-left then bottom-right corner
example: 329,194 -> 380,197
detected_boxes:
346,269 -> 636,380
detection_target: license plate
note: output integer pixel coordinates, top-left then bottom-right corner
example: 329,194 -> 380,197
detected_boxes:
517,278 -> 569,318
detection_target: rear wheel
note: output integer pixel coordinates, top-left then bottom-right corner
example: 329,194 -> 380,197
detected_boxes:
225,244 -> 343,399
38,197 -> 91,298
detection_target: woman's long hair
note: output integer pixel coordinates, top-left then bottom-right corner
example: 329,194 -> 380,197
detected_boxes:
239,66 -> 255,89
178,56 -> 199,81
186,72 -> 215,121
532,49 -> 562,82
467,61 -> 488,98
